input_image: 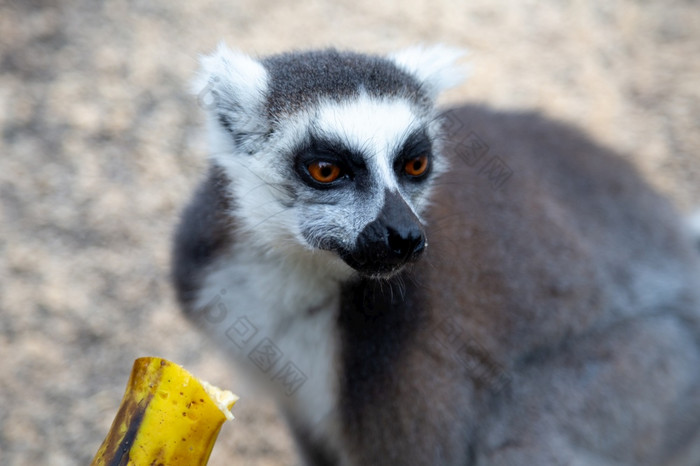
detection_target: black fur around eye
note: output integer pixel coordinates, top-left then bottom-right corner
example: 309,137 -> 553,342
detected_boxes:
294,136 -> 365,189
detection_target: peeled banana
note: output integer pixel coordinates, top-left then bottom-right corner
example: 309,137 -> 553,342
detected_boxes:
91,357 -> 238,465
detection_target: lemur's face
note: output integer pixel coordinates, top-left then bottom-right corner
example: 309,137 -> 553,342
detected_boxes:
283,97 -> 438,278
197,45 -> 465,278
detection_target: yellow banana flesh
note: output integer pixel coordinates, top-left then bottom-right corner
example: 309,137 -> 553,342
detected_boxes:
91,357 -> 238,465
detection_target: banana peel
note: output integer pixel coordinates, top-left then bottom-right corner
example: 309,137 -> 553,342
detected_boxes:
91,357 -> 238,465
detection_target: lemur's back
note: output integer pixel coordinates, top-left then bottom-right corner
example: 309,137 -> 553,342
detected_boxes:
338,104 -> 700,465
173,46 -> 700,465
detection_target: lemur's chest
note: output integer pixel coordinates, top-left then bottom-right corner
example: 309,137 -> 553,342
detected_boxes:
193,247 -> 343,436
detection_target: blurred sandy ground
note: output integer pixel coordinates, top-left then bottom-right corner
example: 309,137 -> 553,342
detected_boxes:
0,0 -> 698,464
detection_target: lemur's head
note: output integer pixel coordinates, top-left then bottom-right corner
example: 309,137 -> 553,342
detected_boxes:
195,44 -> 465,279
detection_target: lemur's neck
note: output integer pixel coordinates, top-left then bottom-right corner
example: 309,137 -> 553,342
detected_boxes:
221,229 -> 351,316
193,229 -> 343,434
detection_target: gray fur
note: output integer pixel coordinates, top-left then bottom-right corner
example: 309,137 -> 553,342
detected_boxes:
261,49 -> 431,118
331,104 -> 700,465
173,48 -> 700,465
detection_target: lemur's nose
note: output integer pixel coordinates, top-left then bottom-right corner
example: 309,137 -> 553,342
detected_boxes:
342,190 -> 427,276
387,225 -> 425,259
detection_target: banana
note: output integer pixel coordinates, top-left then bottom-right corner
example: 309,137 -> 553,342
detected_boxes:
91,357 -> 238,465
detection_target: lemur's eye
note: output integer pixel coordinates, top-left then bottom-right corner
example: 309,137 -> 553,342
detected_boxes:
307,161 -> 342,183
404,155 -> 429,177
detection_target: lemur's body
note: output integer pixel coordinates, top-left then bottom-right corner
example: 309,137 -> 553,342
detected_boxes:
173,45 -> 700,465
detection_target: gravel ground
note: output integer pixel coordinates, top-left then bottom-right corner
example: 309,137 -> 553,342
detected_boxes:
1,1 -> 699,464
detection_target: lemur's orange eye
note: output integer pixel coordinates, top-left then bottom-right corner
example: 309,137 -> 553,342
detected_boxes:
307,161 -> 342,183
404,155 -> 429,177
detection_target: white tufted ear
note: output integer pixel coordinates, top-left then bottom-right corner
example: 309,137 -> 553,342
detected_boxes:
389,44 -> 468,98
193,42 -> 269,148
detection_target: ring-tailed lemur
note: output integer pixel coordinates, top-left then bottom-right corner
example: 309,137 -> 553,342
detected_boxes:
173,44 -> 700,465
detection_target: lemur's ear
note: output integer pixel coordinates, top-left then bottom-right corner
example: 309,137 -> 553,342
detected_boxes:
193,43 -> 269,147
389,45 -> 468,99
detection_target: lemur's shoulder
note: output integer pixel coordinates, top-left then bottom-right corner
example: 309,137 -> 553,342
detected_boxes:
172,165 -> 234,309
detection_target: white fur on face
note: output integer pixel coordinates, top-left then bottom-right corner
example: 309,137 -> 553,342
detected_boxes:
313,95 -> 423,193
193,44 -> 464,264
210,93 -> 441,270
293,95 -> 439,256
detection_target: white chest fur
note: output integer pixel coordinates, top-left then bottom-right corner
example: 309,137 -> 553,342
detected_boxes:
192,243 -> 345,439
